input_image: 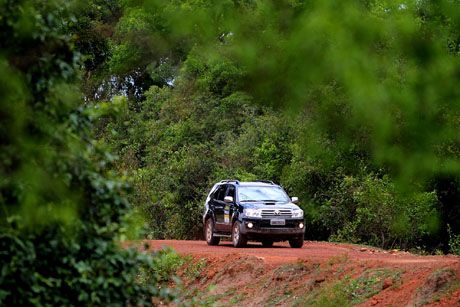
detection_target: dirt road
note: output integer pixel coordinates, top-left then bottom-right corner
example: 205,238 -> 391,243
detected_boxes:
138,240 -> 460,306
143,240 -> 459,265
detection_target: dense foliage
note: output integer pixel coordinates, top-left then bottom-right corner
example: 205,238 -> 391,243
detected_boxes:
0,0 -> 172,304
88,0 -> 460,253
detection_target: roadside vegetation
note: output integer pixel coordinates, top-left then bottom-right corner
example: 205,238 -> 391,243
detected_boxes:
1,0 -> 460,304
168,250 -> 460,306
86,0 -> 459,253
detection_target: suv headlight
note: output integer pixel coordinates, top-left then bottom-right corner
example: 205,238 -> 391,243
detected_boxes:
243,208 -> 262,218
292,209 -> 304,218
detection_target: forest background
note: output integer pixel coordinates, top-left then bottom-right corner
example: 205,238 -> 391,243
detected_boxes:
1,0 -> 460,304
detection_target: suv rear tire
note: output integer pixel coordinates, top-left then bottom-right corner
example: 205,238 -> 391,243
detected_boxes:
289,237 -> 304,248
232,221 -> 247,248
205,218 -> 220,246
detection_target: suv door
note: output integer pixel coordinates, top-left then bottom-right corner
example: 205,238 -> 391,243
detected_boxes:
222,185 -> 236,232
211,184 -> 227,231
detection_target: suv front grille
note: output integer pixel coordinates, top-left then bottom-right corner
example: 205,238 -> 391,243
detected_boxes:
261,209 -> 292,218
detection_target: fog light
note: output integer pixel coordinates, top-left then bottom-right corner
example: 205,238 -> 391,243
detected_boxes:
247,222 -> 254,229
299,223 -> 304,229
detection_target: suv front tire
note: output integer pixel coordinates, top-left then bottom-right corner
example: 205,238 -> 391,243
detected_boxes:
205,218 -> 220,246
288,237 -> 304,248
232,221 -> 247,248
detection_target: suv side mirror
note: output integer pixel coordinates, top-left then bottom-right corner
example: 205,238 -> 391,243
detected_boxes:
291,197 -> 299,204
224,196 -> 234,203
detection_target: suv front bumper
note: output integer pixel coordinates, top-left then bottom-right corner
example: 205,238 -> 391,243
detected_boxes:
240,218 -> 305,239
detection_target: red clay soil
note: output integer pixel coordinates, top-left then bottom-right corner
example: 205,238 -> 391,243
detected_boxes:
133,240 -> 460,306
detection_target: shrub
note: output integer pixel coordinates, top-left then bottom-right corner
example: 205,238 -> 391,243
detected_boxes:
0,1 -> 173,304
327,174 -> 439,249
447,225 -> 460,255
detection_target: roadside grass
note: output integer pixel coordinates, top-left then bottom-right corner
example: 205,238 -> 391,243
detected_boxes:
183,257 -> 207,280
145,248 -> 408,306
271,261 -> 313,281
207,287 -> 236,302
413,268 -> 460,306
152,247 -> 187,283
293,268 -> 403,306
180,284 -> 219,306
346,268 -> 402,304
197,286 -> 251,305
301,281 -> 350,307
143,247 -> 208,283
137,247 -> 185,288
267,288 -> 293,307
327,253 -> 349,266
229,292 -> 247,304
138,247 -> 218,305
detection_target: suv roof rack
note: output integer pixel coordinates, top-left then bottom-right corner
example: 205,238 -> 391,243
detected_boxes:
220,179 -> 240,184
255,180 -> 275,185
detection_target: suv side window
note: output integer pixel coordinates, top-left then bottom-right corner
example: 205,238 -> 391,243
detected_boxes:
214,185 -> 227,201
226,185 -> 235,199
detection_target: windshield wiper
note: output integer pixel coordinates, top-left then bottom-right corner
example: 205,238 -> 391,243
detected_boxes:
240,200 -> 260,202
261,200 -> 282,202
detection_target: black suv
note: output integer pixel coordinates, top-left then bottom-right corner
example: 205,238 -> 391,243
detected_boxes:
203,180 -> 305,248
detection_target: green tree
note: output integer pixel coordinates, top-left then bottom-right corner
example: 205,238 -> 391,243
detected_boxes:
93,0 -> 460,252
0,0 -> 172,304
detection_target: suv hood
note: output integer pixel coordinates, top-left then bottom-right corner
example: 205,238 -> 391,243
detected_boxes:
241,202 -> 301,210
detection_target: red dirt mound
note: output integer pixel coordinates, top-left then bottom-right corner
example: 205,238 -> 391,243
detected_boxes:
134,240 -> 460,306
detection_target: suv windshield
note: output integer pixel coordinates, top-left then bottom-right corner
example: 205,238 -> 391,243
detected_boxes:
238,186 -> 290,202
